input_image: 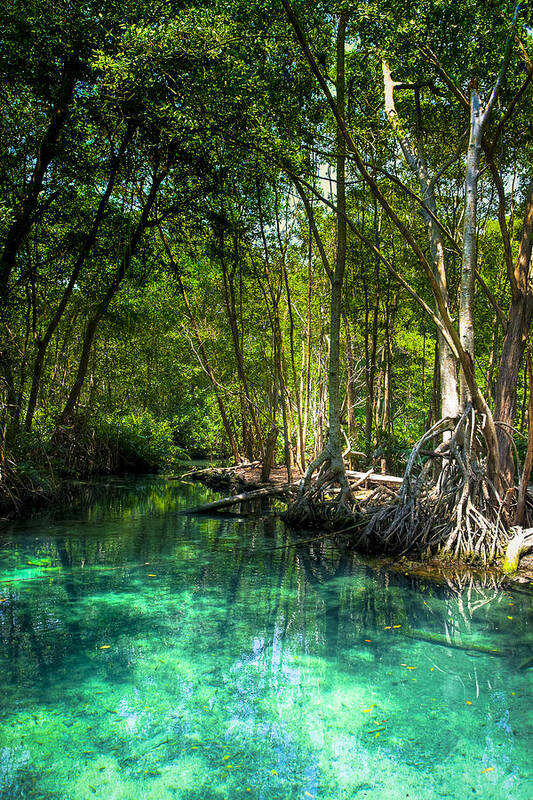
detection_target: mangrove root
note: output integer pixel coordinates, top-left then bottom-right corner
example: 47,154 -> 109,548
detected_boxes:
282,446 -> 358,530
502,526 -> 533,574
357,405 -> 517,564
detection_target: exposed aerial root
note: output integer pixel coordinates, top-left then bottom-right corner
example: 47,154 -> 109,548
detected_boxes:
356,404 -> 520,564
282,446 -> 358,530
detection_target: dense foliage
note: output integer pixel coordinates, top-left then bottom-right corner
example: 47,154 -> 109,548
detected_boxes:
1,0 -> 532,515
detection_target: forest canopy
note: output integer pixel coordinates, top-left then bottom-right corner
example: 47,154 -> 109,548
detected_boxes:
1,0 -> 533,550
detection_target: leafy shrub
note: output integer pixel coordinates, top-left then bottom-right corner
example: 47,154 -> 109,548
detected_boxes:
94,411 -> 189,472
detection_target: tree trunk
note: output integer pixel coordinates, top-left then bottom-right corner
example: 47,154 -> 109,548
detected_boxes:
459,87 -> 483,405
220,240 -> 264,459
160,230 -> 241,463
494,182 -> 533,488
24,122 -> 136,430
260,427 -> 279,482
516,350 -> 533,526
494,294 -> 533,488
57,157 -> 170,425
382,60 -> 459,421
0,56 -> 78,296
324,12 -> 350,488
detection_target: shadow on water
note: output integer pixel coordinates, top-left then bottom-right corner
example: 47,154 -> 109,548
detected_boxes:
0,476 -> 533,799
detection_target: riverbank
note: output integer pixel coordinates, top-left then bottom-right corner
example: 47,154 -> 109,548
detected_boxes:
182,462 -> 533,581
0,412 -> 190,520
179,461 -> 401,499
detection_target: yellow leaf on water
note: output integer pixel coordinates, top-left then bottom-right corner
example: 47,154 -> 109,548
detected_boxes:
393,625 -> 401,628
148,574 -> 156,577
364,639 -> 371,643
482,767 -> 494,773
466,701 -> 472,705
271,769 -> 278,775
375,732 -> 380,738
507,616 -> 513,620
305,792 -> 315,798
223,755 -> 231,760
99,645 -> 110,650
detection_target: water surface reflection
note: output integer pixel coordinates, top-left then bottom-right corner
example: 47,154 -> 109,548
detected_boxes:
1,478 -> 532,799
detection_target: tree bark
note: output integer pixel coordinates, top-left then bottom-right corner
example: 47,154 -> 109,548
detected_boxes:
459,86 -> 483,405
382,60 -> 459,421
494,182 -> 533,489
57,157 -> 171,425
323,12 -> 351,491
0,56 -> 78,297
160,231 -> 241,463
24,122 -> 136,430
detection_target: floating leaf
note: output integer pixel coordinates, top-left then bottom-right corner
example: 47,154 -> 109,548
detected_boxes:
99,645 -> 111,650
482,767 -> 494,773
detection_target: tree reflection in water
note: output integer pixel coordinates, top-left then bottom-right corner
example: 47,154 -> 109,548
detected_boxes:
0,478 -> 532,799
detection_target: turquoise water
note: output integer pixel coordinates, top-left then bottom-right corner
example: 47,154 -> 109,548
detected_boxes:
1,478 -> 533,800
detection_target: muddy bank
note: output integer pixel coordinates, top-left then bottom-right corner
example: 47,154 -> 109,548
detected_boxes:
176,462 -> 303,493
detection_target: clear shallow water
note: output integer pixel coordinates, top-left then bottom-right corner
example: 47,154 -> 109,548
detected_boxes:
1,478 -> 533,800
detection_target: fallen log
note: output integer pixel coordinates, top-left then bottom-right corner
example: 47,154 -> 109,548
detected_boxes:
350,468 -> 374,490
346,470 -> 403,486
399,627 -> 504,657
172,461 -> 260,480
182,484 -> 296,515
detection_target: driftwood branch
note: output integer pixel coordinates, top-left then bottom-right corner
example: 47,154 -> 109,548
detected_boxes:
182,485 -> 296,515
173,462 -> 260,480
346,469 -> 403,486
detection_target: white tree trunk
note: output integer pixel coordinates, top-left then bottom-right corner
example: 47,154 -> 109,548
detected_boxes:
382,60 -> 459,420
460,87 -> 483,405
